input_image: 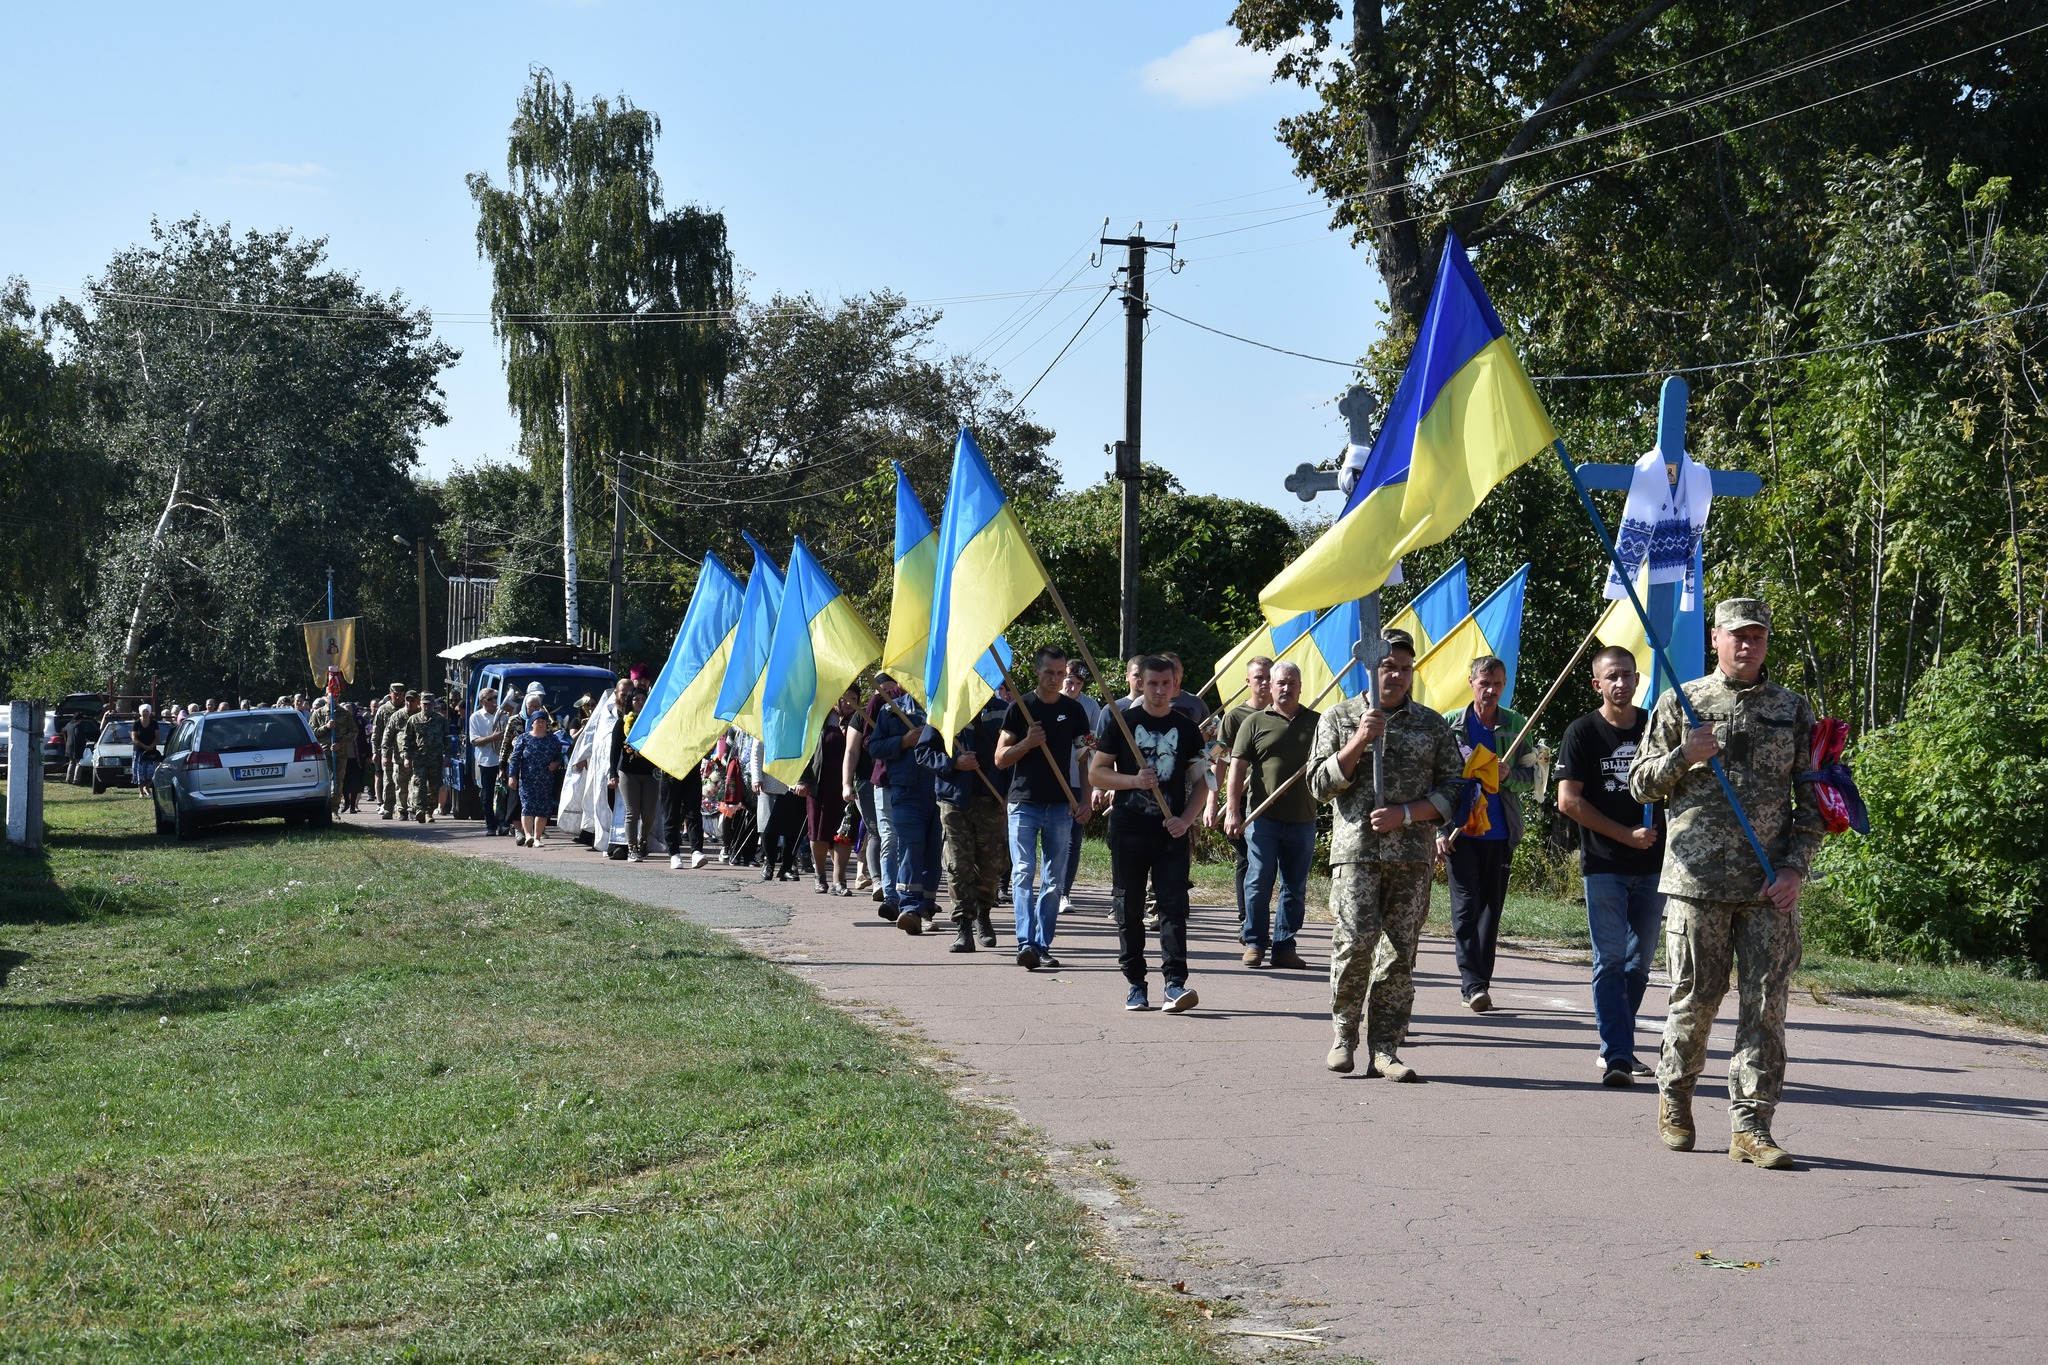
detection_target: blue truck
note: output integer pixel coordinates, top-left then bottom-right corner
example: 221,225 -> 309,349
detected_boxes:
439,636 -> 618,818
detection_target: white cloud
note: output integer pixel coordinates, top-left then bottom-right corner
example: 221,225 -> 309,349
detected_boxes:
1140,28 -> 1282,106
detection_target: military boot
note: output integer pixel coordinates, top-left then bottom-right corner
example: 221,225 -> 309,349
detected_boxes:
975,911 -> 996,948
1658,1091 -> 1696,1151
949,924 -> 975,954
1729,1129 -> 1795,1170
1325,1030 -> 1357,1074
1370,1051 -> 1419,1083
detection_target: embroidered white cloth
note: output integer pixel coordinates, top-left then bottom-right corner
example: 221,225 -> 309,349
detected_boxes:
1604,445 -> 1713,609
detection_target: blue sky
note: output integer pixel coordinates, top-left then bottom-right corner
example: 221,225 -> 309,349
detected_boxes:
3,2 -> 1385,512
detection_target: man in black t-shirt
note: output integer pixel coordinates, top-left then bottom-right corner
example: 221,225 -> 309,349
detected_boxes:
996,646 -> 1091,971
1090,656 -> 1209,1014
1556,646 -> 1668,1088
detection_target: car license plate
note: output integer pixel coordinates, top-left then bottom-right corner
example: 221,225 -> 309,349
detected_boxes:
232,764 -> 285,780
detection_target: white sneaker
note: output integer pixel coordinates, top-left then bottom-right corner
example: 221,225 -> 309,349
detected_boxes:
690,851 -> 708,869
1059,895 -> 1073,915
670,854 -> 685,870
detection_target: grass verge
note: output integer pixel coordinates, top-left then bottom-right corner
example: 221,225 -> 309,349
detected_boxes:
0,786 -> 1228,1363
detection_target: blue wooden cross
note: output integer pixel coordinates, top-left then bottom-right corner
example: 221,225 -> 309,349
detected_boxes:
1567,376 -> 1760,702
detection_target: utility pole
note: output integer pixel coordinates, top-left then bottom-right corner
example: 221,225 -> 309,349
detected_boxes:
561,370 -> 580,646
416,537 -> 430,693
1099,223 -> 1177,661
608,452 -> 627,665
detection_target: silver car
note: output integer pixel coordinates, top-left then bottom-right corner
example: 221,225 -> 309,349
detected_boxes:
151,709 -> 332,839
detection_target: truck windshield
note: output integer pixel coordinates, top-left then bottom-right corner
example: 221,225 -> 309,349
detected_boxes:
500,675 -> 608,720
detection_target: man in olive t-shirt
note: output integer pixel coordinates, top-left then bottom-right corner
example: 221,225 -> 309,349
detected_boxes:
1225,660 -> 1321,969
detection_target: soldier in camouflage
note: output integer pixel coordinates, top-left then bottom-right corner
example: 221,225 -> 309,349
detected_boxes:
382,690 -> 420,821
938,693 -> 1011,953
402,695 -> 449,825
1629,597 -> 1825,1170
372,683 -> 407,820
1309,629 -> 1467,1081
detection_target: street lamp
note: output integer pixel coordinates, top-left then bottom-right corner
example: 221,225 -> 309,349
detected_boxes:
392,534 -> 429,692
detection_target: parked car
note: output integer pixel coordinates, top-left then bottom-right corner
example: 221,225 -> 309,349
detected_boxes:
89,719 -> 137,793
150,709 -> 331,839
49,694 -> 109,776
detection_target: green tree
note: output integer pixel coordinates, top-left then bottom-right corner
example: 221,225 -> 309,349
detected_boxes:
1810,643 -> 2048,971
0,278 -> 107,690
52,217 -> 454,701
468,67 -> 735,642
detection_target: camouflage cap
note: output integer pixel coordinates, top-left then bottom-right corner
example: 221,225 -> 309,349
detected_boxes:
1714,597 -> 1772,630
389,681 -> 407,694
1381,626 -> 1417,654
405,689 -> 421,701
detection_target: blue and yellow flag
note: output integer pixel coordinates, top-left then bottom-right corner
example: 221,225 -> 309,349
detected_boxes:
1260,232 -> 1555,620
1214,604 -> 1366,711
1411,564 -> 1529,711
1593,571 -> 1655,707
713,532 -> 786,738
1387,559 -> 1471,658
881,463 -> 940,703
760,537 -> 883,786
630,551 -> 746,778
923,428 -> 1049,741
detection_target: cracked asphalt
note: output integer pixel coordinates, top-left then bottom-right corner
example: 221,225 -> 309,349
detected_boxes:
363,811 -> 2048,1363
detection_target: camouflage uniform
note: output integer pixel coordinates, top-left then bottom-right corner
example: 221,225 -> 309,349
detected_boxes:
1629,663 -> 1824,1135
313,702 -> 359,813
942,788 -> 1007,927
381,698 -> 416,818
372,693 -> 405,817
402,702 -> 449,820
1310,695 -> 1466,1055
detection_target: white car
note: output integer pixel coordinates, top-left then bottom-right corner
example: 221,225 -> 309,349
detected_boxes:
89,719 -> 138,793
150,709 -> 332,839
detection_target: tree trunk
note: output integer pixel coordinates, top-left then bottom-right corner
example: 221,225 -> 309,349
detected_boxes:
120,458 -> 184,695
562,369 -> 580,644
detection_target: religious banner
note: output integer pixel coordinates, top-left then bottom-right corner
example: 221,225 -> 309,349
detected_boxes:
302,617 -> 358,685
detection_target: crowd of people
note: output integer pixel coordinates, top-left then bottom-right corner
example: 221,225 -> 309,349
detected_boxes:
259,594 -> 1817,1169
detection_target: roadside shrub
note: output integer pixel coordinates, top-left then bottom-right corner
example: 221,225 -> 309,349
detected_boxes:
1815,644 -> 2048,970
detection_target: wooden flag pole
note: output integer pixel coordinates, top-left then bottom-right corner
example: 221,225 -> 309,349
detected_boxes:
989,646 -> 1086,812
882,691 -> 1006,806
1032,582 -> 1183,822
1438,614 -> 1604,850
1237,663 -> 1355,825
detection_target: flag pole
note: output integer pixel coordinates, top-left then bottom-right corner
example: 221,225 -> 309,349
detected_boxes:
1440,615 -> 1604,851
1019,593 -> 1183,823
881,691 -> 1005,806
1192,601 -> 1341,703
988,645 -> 1089,813
1237,659 -> 1355,824
1553,436 -> 1775,883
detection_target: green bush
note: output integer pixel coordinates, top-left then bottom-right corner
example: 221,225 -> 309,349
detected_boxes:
1815,644 -> 2048,971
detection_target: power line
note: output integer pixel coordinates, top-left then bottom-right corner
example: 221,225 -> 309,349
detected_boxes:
1007,283 -> 1118,413
1180,3 -> 2032,247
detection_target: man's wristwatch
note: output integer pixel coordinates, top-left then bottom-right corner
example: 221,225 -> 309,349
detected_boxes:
1400,803 -> 1412,827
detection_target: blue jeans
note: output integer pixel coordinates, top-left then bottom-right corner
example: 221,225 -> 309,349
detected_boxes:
1059,815 -> 1086,896
873,785 -> 901,908
889,789 -> 942,915
1242,818 -> 1316,950
1584,872 -> 1667,1065
1008,801 -> 1071,952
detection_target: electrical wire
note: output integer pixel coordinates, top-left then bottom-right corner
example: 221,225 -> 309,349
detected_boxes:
1177,0 -> 2011,245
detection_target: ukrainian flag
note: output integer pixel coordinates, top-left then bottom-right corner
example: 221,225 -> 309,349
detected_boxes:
882,463 -> 940,702
1260,232 -> 1555,621
882,461 -> 1015,707
1594,577 -> 1655,707
630,551 -> 746,778
760,537 -> 883,786
1217,604 -> 1372,711
1387,559 -> 1472,658
713,531 -> 785,738
1411,564 -> 1529,711
923,427 -> 1049,741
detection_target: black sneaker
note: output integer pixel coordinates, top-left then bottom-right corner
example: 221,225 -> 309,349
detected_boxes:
1038,953 -> 1062,971
876,902 -> 901,923
1602,1059 -> 1634,1088
1017,945 -> 1041,971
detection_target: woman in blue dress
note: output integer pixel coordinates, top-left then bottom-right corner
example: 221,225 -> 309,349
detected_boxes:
507,711 -> 566,847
